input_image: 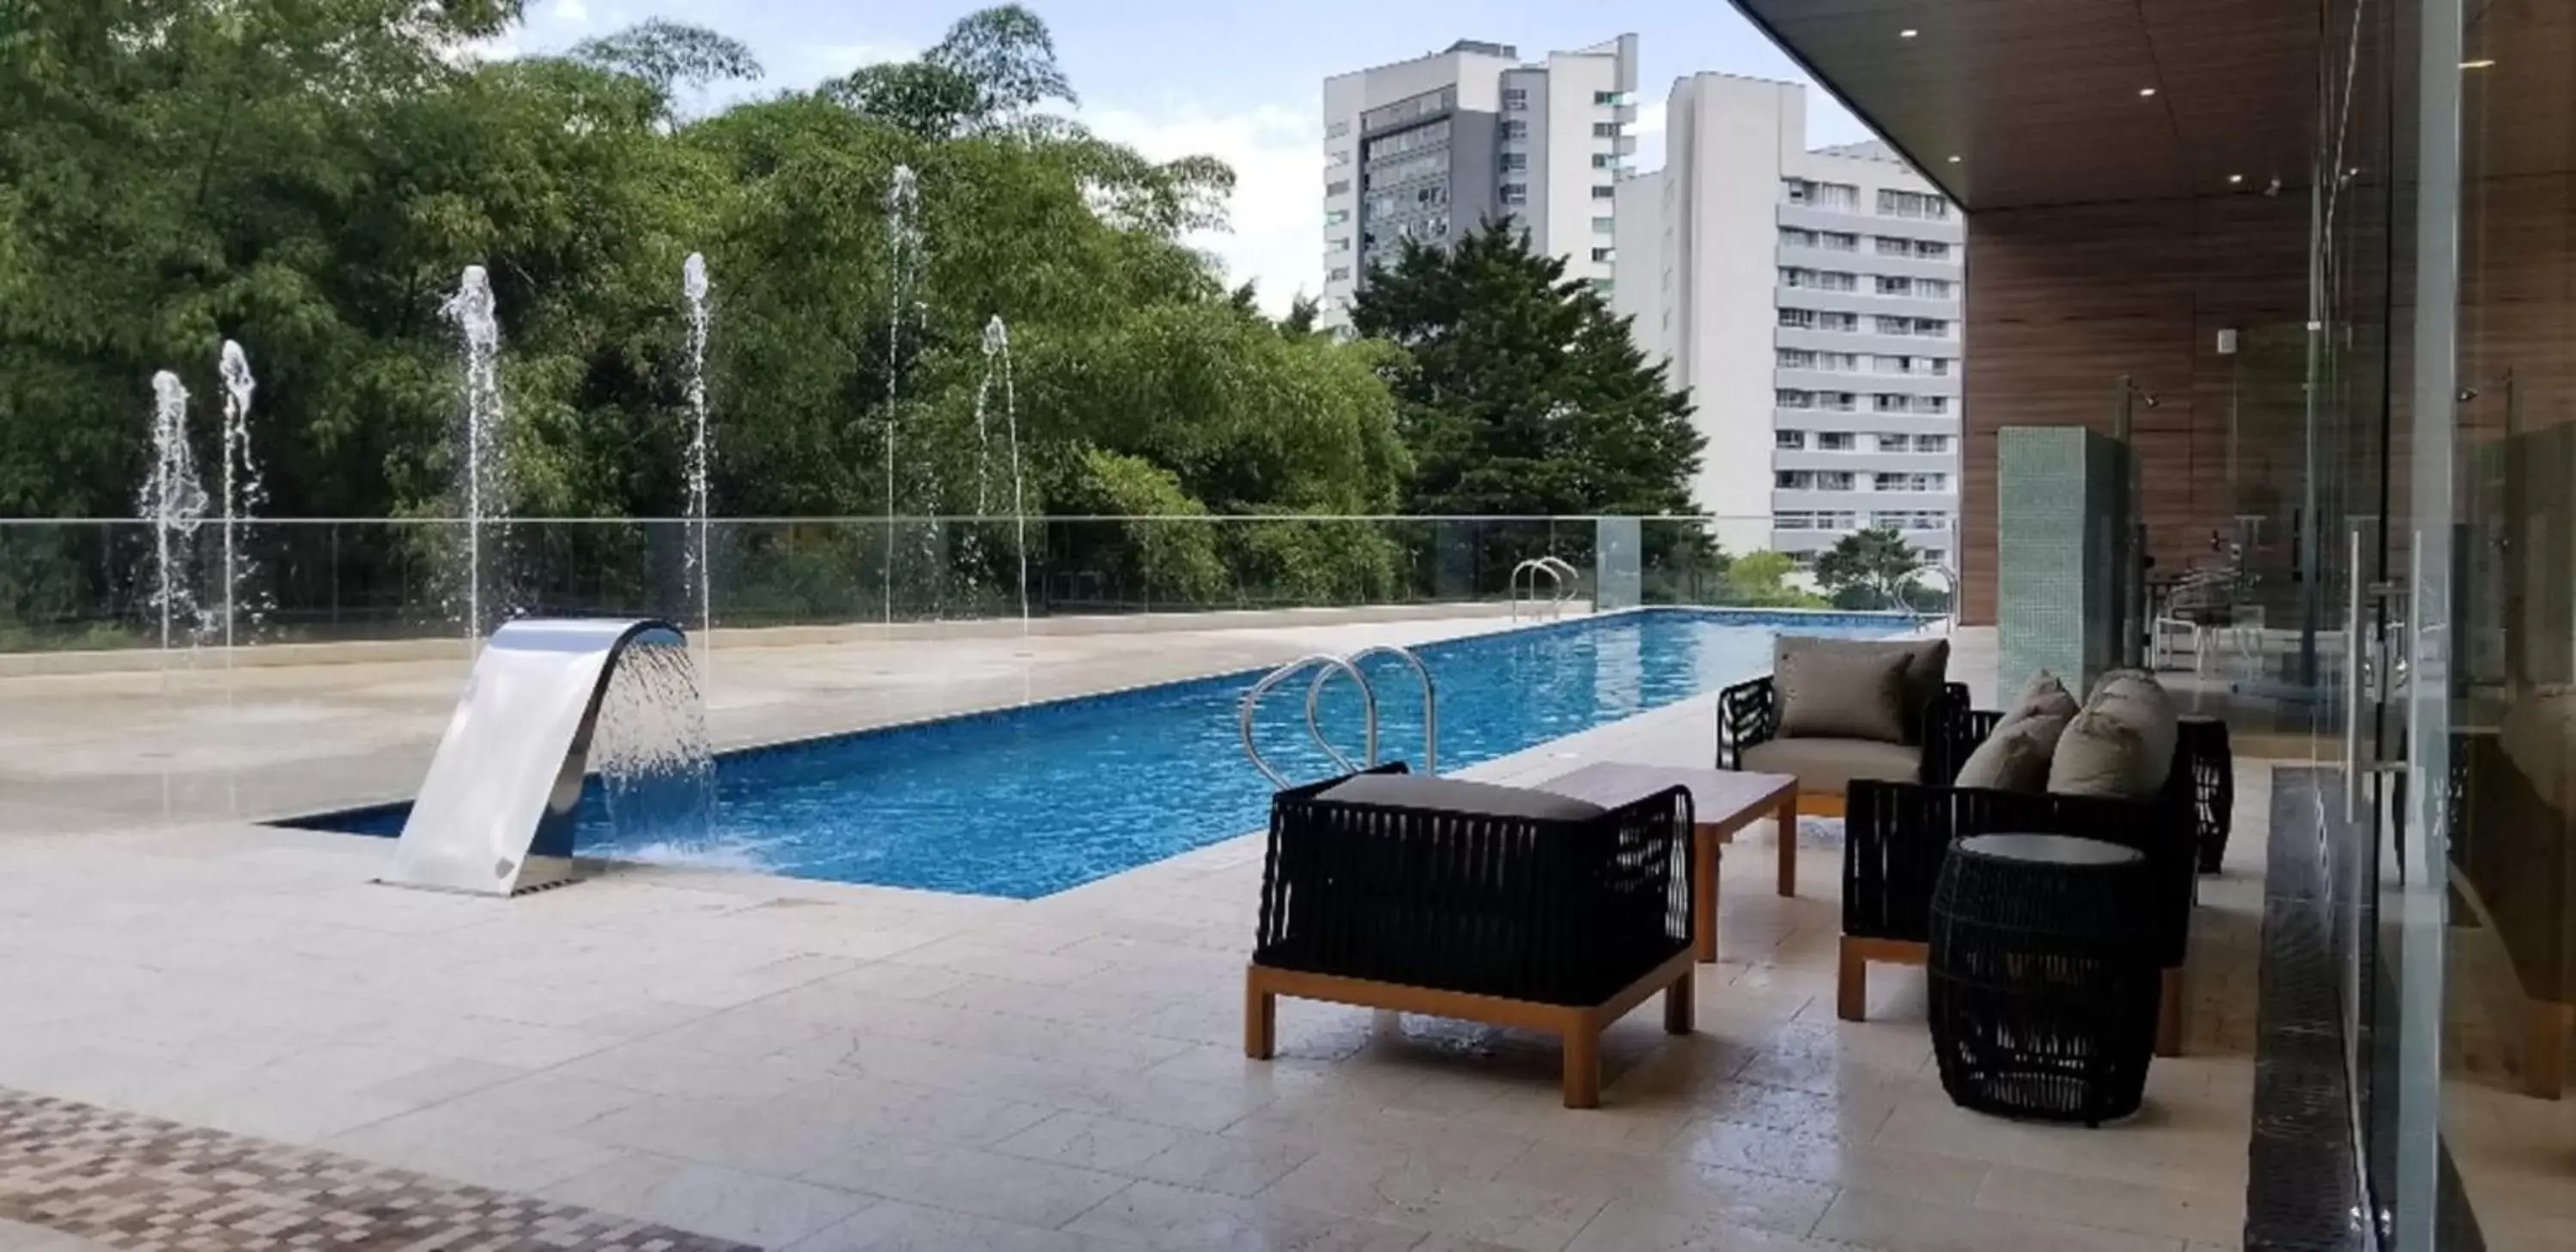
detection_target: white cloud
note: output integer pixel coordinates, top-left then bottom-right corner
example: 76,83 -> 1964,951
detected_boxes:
549,0 -> 591,26
1083,101 -> 1321,317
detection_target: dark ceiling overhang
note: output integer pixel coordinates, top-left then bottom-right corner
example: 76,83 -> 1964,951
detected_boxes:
1729,0 -> 2322,211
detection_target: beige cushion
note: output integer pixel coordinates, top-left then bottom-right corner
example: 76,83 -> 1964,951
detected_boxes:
1992,671 -> 2080,736
1319,773 -> 1607,822
2049,706 -> 2163,798
1777,635 -> 1951,742
1954,714 -> 2069,792
1741,737 -> 1923,796
2087,669 -> 2179,785
1775,646 -> 1911,744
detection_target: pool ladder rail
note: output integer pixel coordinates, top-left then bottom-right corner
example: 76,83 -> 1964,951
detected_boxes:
1239,645 -> 1438,789
1510,556 -> 1581,622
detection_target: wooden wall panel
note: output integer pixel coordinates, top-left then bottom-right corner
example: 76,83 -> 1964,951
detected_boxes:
1960,194 -> 2309,623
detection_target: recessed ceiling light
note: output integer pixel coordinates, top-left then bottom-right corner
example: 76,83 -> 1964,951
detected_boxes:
1899,28 -> 1919,39
1947,155 -> 1961,163
2139,87 -> 2159,97
2227,173 -> 2245,185
2461,58 -> 2497,69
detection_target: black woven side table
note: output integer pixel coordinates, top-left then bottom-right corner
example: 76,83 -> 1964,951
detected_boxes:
1929,833 -> 2162,1126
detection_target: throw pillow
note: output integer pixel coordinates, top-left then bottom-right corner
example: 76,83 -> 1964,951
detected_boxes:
1776,647 -> 1911,744
2087,669 -> 2179,786
1775,635 -> 1951,742
2049,705 -> 2162,798
1954,713 -> 2069,792
1992,671 -> 2080,736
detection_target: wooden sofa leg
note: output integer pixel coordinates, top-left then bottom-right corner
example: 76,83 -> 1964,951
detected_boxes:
2526,1002 -> 2569,1100
1244,969 -> 1276,1061
2155,967 -> 2186,1058
1562,1019 -> 1602,1109
1837,937 -> 1868,1022
1664,968 -> 1694,1035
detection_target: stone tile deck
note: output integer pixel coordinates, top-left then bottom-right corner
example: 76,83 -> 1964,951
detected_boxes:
0,622 -> 2266,1250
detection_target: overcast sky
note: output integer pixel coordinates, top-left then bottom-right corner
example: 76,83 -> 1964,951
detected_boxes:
490,0 -> 1868,313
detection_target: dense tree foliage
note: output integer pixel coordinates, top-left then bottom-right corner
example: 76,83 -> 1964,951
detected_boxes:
1349,222 -> 1704,518
1814,526 -> 1928,610
0,1 -> 1382,532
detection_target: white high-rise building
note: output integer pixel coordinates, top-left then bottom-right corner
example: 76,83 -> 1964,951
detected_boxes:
1614,75 -> 1963,570
1320,35 -> 1640,331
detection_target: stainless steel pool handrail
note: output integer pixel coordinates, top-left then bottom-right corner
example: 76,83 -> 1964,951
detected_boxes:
1510,558 -> 1565,622
1305,644 -> 1437,775
1538,556 -> 1580,613
1240,653 -> 1379,789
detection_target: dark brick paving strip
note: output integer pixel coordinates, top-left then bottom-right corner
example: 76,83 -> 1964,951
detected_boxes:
0,1088 -> 756,1251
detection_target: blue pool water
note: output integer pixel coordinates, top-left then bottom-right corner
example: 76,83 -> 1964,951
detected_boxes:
289,610 -> 1899,898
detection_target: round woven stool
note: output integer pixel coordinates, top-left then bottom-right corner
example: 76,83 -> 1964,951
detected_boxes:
1928,833 -> 2161,1126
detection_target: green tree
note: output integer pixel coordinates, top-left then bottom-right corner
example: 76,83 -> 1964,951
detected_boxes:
1348,221 -> 1703,517
1720,551 -> 1826,608
1814,526 -> 1924,609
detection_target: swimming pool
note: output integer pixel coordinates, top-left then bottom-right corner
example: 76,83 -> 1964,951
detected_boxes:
289,609 -> 1901,897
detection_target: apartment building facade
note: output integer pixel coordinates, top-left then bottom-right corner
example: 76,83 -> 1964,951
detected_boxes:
1613,75 -> 1963,569
1319,36 -> 1640,331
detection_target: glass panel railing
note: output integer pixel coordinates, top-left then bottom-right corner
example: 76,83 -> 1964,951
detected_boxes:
0,514 -> 1950,831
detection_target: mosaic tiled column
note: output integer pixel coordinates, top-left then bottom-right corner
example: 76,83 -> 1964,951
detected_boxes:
1997,427 -> 2125,695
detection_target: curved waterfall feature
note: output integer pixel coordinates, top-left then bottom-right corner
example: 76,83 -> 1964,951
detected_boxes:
385,617 -> 702,896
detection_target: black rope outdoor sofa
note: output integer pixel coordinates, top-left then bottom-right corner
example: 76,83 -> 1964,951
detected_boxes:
1245,764 -> 1696,1107
1839,707 -> 2233,1056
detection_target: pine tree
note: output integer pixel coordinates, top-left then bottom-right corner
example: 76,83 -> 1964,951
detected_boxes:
1349,221 -> 1703,516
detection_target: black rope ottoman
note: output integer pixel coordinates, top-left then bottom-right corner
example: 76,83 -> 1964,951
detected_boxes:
1929,833 -> 2162,1126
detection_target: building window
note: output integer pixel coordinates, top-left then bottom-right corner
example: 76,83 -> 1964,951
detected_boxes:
1327,149 -> 1351,167
1875,236 -> 1912,257
1776,389 -> 1814,409
1500,153 -> 1528,172
1873,472 -> 1949,492
1324,209 -> 1349,226
1591,246 -> 1614,263
1592,216 -> 1614,234
1916,239 -> 1953,259
1327,120 -> 1350,139
1591,185 -> 1616,200
1777,349 -> 1816,369
1502,88 -> 1528,110
1594,90 -> 1620,105
1779,308 -> 1817,329
1875,276 -> 1915,296
1821,312 -> 1860,331
1589,277 -> 1613,296
1501,120 -> 1527,141
1916,435 -> 1953,453
1917,278 -> 1954,299
1500,183 -> 1528,205
1876,433 -> 1912,452
1876,189 -> 1951,219
1783,179 -> 1861,210
1777,471 -> 1809,489
1819,392 -> 1857,411
1592,121 -> 1621,138
1327,266 -> 1352,282
1780,227 -> 1818,248
1821,232 -> 1859,251
1784,269 -> 1857,292
1326,179 -> 1350,197
1590,153 -> 1617,168
1327,236 -> 1350,253
1820,351 -> 1860,370
1776,429 -> 1807,449
1819,471 -> 1856,490
1816,431 -> 1856,451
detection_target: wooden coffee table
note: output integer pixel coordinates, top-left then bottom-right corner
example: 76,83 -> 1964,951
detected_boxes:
1537,763 -> 1799,963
